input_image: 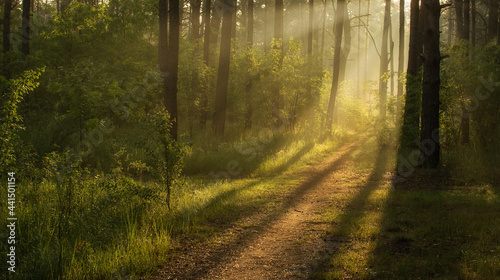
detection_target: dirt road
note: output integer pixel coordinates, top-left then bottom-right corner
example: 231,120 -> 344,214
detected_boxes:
149,139 -> 384,279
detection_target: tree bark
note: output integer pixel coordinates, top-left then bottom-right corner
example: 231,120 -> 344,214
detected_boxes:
264,0 -> 269,53
398,0 -> 423,164
471,0 -> 476,47
166,0 -> 180,141
190,0 -> 201,133
456,0 -> 464,39
379,0 -> 391,120
464,0 -> 470,41
308,0 -> 314,55
245,0 -> 254,130
211,0 -> 223,50
212,0 -> 233,136
364,0 -> 370,83
273,0 -> 284,127
325,0 -> 345,135
339,4 -> 351,83
200,0 -> 211,127
419,0 -> 441,168
22,0 -> 31,56
488,0 -> 499,41
397,0 -> 405,123
321,0 -> 326,54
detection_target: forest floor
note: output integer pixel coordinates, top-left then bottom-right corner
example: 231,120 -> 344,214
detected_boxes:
146,136 -> 500,279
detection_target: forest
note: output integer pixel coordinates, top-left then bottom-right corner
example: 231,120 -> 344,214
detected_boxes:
0,0 -> 499,278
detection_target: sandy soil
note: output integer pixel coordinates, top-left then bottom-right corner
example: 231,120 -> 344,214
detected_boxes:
148,141 -> 366,280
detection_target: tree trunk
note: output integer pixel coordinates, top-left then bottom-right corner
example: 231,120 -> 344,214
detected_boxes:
464,0 -> 470,41
231,0 -> 237,38
325,0 -> 345,135
398,0 -> 423,165
166,0 -> 180,141
212,0 -> 233,136
190,0 -> 201,133
211,0 -> 223,50
241,0 -> 248,42
200,0 -> 211,127
159,0 -> 168,71
379,0 -> 391,120
397,0 -> 405,124
339,4 -> 351,83
321,0 -> 326,54
419,0 -> 441,168
461,0 -> 471,144
456,0 -> 464,39
273,0 -> 284,127
471,0 -> 476,47
22,0 -> 31,56
488,0 -> 498,41
245,0 -> 254,130
364,0 -> 370,83
308,0 -> 314,55
448,8 -> 454,43
264,0 -> 269,53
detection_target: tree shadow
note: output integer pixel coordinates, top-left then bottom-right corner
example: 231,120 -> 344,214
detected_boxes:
152,141 -> 363,279
310,144 -> 389,278
365,171 -> 500,279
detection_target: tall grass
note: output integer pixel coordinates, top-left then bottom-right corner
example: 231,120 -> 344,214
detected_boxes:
0,129 -> 358,279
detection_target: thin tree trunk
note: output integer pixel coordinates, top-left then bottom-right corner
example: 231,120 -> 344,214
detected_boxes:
166,0 -> 180,141
456,0 -> 464,39
357,0 -> 361,95
273,0 -> 284,127
264,0 -> 269,53
419,0 -> 441,168
190,0 -> 201,133
22,0 -> 31,56
471,0 -> 476,47
488,0 -> 498,41
245,0 -> 254,130
339,4 -> 351,83
200,0 -> 212,127
231,0 -> 237,38
241,0 -> 248,42
464,0 -> 470,41
448,8 -> 454,43
308,0 -> 314,55
321,0 -> 326,54
397,0 -> 405,124
364,0 -> 370,84
212,0 -> 233,136
325,0 -> 345,135
379,0 -> 391,120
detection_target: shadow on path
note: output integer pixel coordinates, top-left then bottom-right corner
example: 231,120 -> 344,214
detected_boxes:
310,145 -> 390,278
150,140 -> 365,279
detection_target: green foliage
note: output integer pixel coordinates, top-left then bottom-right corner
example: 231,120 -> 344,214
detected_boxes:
440,42 -> 500,182
0,69 -> 43,175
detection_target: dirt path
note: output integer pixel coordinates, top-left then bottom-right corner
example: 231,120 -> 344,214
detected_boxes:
149,140 -> 369,280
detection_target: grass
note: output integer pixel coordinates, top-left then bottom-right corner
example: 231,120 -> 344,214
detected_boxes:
0,130 -> 355,279
312,138 -> 500,279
